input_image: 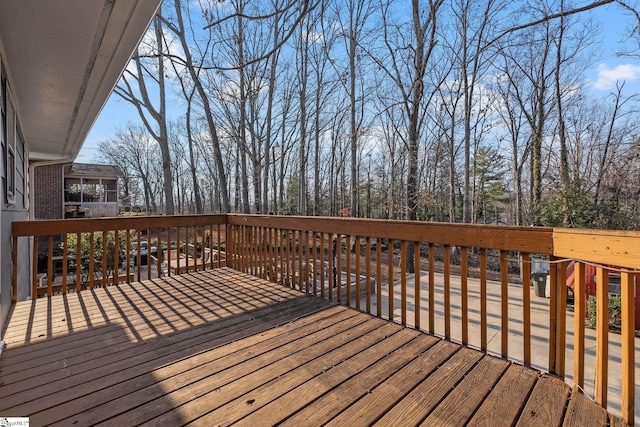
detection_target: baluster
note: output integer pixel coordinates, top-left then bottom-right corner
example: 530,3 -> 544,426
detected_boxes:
414,241 -> 421,330
444,244 -> 451,339
31,236 -> 38,300
241,226 -> 246,273
298,230 -> 304,291
136,230 -> 142,281
126,230 -> 131,283
177,226 -> 182,273
292,230 -> 298,288
100,231 -> 106,286
480,248 -> 487,351
47,235 -> 53,297
258,227 -> 263,278
305,230 -> 310,293
89,232 -> 95,289
312,232 -> 318,295
400,240 -> 407,326
460,246 -> 468,345
166,227 -> 171,277
217,224 -> 222,268
336,234 -> 342,302
328,234 -> 334,300
388,239 -> 394,322
549,257 -> 566,377
376,240 -> 381,317
62,233 -> 68,294
345,235 -> 351,306
365,237 -> 372,314
146,228 -> 151,280
428,243 -> 435,334
595,266 -> 609,406
279,229 -> 285,285
12,235 -> 18,302
500,250 -> 508,358
522,253 -> 532,366
201,225 -> 206,271
320,232 -> 326,298
264,227 -> 270,280
355,236 -> 361,310
114,229 -> 120,285
287,229 -> 292,286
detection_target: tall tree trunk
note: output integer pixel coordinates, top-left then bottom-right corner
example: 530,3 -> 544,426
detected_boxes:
349,28 -> 359,217
166,0 -> 230,212
297,26 -> 309,216
554,4 -> 570,226
153,19 -> 174,215
263,6 -> 282,214
186,92 -> 203,214
237,9 -> 251,214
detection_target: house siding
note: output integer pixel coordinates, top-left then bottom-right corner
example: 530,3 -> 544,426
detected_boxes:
0,52 -> 31,332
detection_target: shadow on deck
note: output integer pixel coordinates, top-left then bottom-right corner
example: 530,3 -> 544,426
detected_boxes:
0,268 -> 622,426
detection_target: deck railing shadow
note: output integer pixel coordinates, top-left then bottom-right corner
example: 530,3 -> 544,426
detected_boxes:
1,273 -> 328,425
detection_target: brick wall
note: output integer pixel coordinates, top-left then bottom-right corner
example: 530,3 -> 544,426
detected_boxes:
33,163 -> 64,219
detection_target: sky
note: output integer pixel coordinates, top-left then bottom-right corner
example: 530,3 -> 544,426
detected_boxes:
74,3 -> 640,164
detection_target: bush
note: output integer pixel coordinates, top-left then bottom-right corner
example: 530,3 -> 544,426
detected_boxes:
587,295 -> 622,330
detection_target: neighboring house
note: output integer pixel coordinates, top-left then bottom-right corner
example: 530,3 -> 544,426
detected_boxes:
64,163 -> 123,218
0,1 -> 161,331
34,163 -> 122,220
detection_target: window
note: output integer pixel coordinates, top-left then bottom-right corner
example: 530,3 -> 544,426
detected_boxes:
64,178 -> 82,202
1,64 -> 6,199
82,178 -> 101,202
5,82 -> 15,205
105,180 -> 117,202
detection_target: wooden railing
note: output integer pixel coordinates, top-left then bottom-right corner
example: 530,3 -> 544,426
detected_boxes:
11,213 -> 638,424
224,214 -> 638,425
12,214 -> 226,299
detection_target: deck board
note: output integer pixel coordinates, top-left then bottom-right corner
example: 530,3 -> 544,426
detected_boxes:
272,334 -> 440,426
517,374 -> 571,426
467,363 -> 539,426
563,387 -> 608,426
0,267 -> 621,426
421,355 -> 510,426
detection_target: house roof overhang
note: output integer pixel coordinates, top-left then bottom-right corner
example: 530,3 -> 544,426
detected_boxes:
0,0 -> 162,161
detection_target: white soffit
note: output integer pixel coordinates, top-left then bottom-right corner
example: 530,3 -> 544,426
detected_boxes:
0,0 -> 161,160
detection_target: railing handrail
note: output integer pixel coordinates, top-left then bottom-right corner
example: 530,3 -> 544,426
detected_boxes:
553,227 -> 640,270
226,214 -> 555,254
12,214 -> 227,237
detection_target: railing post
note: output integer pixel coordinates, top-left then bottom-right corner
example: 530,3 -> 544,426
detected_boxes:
620,271 -> 635,424
555,258 -> 566,378
547,257 -> 567,377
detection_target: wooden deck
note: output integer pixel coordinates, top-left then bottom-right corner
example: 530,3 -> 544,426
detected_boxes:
0,268 -> 617,426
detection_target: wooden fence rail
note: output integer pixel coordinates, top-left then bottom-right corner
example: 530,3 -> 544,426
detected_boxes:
11,213 -> 638,424
12,214 -> 226,299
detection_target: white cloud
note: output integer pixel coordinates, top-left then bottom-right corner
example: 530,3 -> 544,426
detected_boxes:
592,63 -> 640,90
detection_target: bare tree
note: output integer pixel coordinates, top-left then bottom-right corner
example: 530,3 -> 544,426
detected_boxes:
161,0 -> 231,212
115,17 -> 175,214
376,0 -> 444,271
98,123 -> 160,213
